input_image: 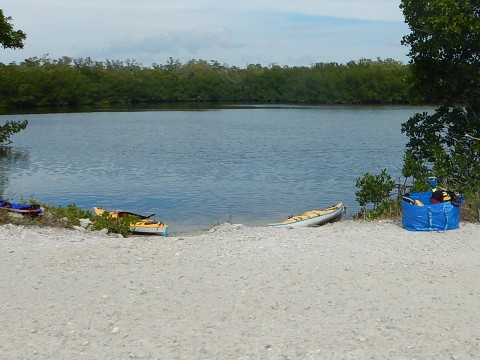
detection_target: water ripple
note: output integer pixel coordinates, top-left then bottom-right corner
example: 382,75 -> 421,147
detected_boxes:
1,106 -> 427,232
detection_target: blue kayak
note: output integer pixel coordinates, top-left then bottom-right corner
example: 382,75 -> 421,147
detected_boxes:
0,200 -> 43,215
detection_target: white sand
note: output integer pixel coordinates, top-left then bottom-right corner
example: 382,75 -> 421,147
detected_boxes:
1,220 -> 479,359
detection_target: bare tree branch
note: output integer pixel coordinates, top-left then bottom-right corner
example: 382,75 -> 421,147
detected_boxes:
465,133 -> 480,141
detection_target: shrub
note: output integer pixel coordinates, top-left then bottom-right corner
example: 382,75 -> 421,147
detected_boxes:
355,169 -> 396,209
41,203 -> 93,226
91,212 -> 139,237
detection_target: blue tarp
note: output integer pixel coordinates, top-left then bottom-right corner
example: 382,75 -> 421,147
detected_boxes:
402,191 -> 461,231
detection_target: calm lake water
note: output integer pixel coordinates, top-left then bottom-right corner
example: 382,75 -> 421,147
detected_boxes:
0,105 -> 427,233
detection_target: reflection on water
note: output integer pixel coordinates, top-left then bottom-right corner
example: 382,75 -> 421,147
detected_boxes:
0,146 -> 30,199
1,106 -> 426,232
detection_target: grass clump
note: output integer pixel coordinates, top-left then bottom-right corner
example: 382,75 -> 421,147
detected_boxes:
41,203 -> 94,226
354,200 -> 402,221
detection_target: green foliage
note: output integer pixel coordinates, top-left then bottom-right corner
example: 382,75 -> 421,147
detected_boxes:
0,119 -> 28,144
0,201 -> 92,228
354,200 -> 402,221
0,200 -> 141,236
401,108 -> 480,193
355,169 -> 396,209
400,0 -> 480,208
0,57 -> 410,108
42,203 -> 93,226
0,9 -> 26,49
400,0 -> 480,105
91,212 -> 139,237
42,203 -> 139,236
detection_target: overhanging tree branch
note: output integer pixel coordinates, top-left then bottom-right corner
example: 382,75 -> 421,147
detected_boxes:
0,9 -> 26,49
465,133 -> 480,141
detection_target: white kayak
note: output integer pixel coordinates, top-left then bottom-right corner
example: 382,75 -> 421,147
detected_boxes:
268,202 -> 344,228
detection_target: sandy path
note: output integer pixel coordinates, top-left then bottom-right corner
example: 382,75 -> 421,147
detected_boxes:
1,221 -> 479,359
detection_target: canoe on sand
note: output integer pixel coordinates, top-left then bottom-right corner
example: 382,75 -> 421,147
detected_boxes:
93,207 -> 169,236
268,202 -> 344,228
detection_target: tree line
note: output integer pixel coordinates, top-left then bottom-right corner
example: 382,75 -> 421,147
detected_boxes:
0,56 -> 410,109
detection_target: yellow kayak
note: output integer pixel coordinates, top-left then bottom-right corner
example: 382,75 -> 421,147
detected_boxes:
268,202 -> 344,228
93,207 -> 169,236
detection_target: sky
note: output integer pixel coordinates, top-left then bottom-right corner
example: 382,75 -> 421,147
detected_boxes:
1,1 -> 410,68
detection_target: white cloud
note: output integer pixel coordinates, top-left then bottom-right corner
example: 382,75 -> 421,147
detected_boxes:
1,1 -> 408,66
231,0 -> 402,21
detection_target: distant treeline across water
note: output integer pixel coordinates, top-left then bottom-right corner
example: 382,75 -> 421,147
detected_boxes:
0,56 -> 411,109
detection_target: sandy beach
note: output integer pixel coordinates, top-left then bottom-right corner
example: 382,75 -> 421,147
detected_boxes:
1,220 -> 479,359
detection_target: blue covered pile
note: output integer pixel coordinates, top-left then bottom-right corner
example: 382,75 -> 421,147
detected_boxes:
402,191 -> 462,231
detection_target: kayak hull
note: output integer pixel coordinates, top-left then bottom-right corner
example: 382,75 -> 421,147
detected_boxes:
268,202 -> 344,228
93,207 -> 169,236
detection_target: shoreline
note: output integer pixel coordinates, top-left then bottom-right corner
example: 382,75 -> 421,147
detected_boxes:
1,220 -> 479,359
